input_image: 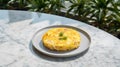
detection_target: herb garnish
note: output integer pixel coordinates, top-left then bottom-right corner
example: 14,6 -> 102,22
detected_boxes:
59,32 -> 67,40
59,36 -> 67,40
59,32 -> 63,37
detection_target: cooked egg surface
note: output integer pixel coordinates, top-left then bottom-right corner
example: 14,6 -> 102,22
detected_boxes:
42,28 -> 81,51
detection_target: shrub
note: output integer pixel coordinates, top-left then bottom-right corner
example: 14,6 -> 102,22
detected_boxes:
27,0 -> 65,13
0,0 -> 10,9
67,0 -> 120,37
8,0 -> 28,10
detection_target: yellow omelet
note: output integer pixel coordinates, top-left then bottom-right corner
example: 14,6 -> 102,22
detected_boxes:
42,28 -> 81,51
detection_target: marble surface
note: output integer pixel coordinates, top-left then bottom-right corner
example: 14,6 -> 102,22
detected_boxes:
0,10 -> 120,67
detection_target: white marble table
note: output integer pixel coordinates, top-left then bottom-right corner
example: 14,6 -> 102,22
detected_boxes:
0,10 -> 120,67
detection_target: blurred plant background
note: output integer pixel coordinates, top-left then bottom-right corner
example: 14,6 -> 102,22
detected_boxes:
0,0 -> 120,39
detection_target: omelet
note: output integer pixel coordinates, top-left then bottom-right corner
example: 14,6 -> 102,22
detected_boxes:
42,28 -> 81,51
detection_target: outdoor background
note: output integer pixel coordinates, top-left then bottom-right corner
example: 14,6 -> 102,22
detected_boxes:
0,0 -> 120,39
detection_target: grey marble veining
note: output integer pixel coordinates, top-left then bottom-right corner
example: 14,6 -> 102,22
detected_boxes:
0,10 -> 120,67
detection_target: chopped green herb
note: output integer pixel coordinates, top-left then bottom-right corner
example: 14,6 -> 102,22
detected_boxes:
62,36 -> 67,40
59,36 -> 67,40
59,32 -> 63,37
